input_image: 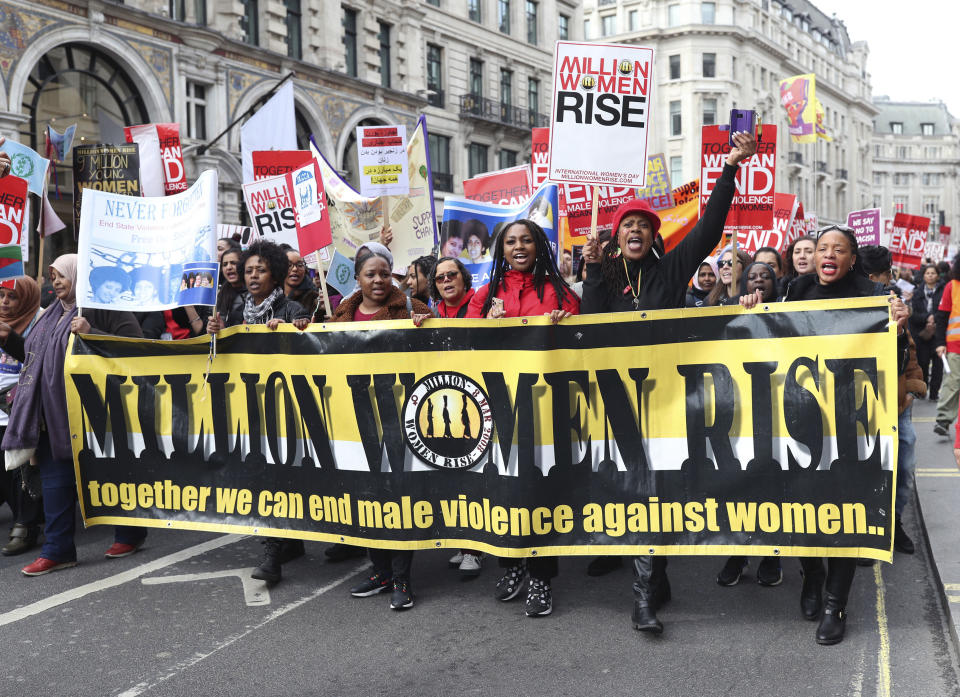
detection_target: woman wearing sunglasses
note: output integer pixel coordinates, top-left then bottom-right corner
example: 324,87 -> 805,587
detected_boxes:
741,224 -> 910,645
429,257 -> 475,319
705,246 -> 753,306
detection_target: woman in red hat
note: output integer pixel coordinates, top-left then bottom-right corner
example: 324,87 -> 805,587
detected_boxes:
580,131 -> 757,635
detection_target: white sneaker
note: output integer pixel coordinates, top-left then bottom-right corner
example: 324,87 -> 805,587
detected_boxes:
459,553 -> 482,578
448,551 -> 464,568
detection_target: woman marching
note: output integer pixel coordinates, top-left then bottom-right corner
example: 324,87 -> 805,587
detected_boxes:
465,218 -> 579,617
207,240 -> 310,584
336,245 -> 431,610
1,255 -> 148,575
580,130 -> 757,634
741,224 -> 910,645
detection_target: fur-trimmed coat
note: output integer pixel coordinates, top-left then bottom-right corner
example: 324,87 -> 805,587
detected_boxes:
331,286 -> 430,322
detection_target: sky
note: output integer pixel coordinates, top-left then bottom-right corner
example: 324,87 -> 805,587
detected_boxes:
813,0 -> 960,115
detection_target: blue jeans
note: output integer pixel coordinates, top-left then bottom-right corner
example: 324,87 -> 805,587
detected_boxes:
895,404 -> 917,517
37,433 -> 146,562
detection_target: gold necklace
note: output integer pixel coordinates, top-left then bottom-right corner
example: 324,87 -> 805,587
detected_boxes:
623,257 -> 642,309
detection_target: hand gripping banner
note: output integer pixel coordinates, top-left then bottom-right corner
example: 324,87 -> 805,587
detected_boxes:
65,298 -> 899,561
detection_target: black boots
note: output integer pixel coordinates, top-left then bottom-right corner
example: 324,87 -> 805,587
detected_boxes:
816,593 -> 847,645
800,567 -> 825,620
894,521 -> 915,554
632,599 -> 662,634
251,538 -> 305,583
632,556 -> 670,635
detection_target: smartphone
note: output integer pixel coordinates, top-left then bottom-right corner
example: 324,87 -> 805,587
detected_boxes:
727,109 -> 756,146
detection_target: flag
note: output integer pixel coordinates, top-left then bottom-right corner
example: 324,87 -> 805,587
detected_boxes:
814,98 -> 832,141
124,124 -> 165,197
241,80 -> 296,184
2,141 -> 49,197
779,74 -> 817,144
0,244 -> 24,280
38,191 -> 66,237
46,124 -> 77,162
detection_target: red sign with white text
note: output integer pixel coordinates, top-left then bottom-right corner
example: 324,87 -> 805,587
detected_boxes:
463,165 -> 533,205
562,183 -> 638,241
285,160 -> 332,257
770,193 -> 799,253
891,213 -> 930,270
531,128 -> 550,187
700,125 -> 777,253
156,123 -> 187,194
252,151 -> 312,181
0,175 -> 28,250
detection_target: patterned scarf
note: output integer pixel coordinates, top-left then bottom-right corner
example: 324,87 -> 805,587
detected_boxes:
242,286 -> 284,325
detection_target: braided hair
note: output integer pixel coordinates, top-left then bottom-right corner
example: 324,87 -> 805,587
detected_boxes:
480,219 -> 573,317
596,223 -> 666,305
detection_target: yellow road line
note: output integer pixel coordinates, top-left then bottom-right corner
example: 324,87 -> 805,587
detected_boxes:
944,583 -> 960,591
917,468 -> 958,471
874,564 -> 891,697
917,472 -> 960,477
913,416 -> 938,422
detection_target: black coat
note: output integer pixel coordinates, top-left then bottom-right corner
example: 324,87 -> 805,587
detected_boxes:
224,292 -> 308,327
908,281 -> 944,340
581,163 -> 738,313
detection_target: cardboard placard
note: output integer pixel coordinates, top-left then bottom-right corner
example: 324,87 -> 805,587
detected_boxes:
357,125 -> 410,197
890,213 -> 930,270
463,165 -> 533,205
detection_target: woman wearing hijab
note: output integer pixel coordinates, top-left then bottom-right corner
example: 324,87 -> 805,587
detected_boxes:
0,255 -> 147,576
0,277 -> 44,556
686,257 -> 718,307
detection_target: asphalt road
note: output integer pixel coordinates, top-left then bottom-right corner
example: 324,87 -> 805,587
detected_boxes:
1,422 -> 959,697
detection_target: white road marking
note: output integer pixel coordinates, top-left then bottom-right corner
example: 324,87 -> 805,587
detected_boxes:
0,534 -> 245,627
117,562 -> 367,697
142,568 -> 271,606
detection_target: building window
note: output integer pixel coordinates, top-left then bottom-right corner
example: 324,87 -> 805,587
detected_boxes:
526,1 -> 538,44
670,156 -> 682,184
499,0 -> 510,34
925,146 -> 941,158
425,0 -> 439,5
429,133 -> 452,191
469,143 -> 489,178
559,14 -> 569,40
427,44 -> 444,107
872,172 -> 882,186
669,54 -> 680,80
668,4 -> 681,26
670,100 -> 681,136
185,81 -> 207,140
468,0 -> 481,22
499,149 -> 517,169
897,145 -> 909,159
240,0 -> 258,45
924,197 -> 939,219
469,58 -> 483,98
894,173 -> 909,186
874,144 -> 883,157
701,1 -> 716,23
378,21 -> 391,87
601,15 -> 615,36
702,97 -> 717,126
893,196 -> 908,213
702,53 -> 715,78
286,0 -> 302,60
500,68 -> 512,108
343,7 -> 357,77
194,0 -> 207,25
528,77 -> 540,123
170,0 -> 185,20
890,122 -> 903,135
731,56 -> 737,79
629,9 -> 639,30
921,122 -> 934,136
583,18 -> 591,39
923,173 -> 941,186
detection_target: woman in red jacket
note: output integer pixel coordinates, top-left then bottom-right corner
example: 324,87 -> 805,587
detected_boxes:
466,219 -> 578,617
430,257 -> 475,319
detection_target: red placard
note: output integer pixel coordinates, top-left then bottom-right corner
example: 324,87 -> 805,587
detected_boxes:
285,160 -> 332,257
252,150 -> 312,181
700,125 -> 777,254
156,123 -> 187,194
462,165 -> 533,205
770,193 -> 798,253
890,213 -> 930,270
531,128 -> 550,187
562,183 -> 638,242
0,175 -> 28,249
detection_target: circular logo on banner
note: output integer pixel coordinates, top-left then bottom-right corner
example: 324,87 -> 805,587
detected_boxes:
580,75 -> 596,90
10,154 -> 33,179
402,372 -> 494,470
618,60 -> 633,74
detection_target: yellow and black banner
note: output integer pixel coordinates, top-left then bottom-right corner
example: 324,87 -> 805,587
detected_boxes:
65,297 -> 899,561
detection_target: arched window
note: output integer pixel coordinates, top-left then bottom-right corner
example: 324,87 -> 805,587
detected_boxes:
22,43 -> 149,248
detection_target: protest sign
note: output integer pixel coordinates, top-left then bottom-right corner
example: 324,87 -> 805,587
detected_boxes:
771,193 -> 799,252
531,127 -> 550,187
549,41 -> 654,186
779,73 -> 817,144
463,165 -> 533,205
3,140 -> 49,197
635,153 -> 673,210
125,123 -> 187,196
890,213 -> 930,270
73,143 -> 141,231
0,175 -> 29,262
242,174 -> 298,249
700,125 -> 777,254
562,183 -> 636,243
66,297 -> 898,562
846,208 -> 881,247
325,249 -> 357,297
76,170 -> 218,311
442,183 -> 559,286
311,115 -> 436,273
285,160 -> 332,257
252,151 -> 312,180
658,180 -> 700,253
241,80 -> 296,184
0,245 -> 22,279
357,125 -> 410,198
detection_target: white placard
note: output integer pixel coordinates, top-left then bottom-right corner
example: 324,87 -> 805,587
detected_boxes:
356,124 -> 410,198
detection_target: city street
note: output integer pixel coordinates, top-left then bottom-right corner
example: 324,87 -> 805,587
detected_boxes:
1,398 -> 958,697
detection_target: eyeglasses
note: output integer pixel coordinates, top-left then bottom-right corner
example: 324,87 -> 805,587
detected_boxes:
815,224 -> 854,239
717,259 -> 734,268
289,261 -> 307,269
435,271 -> 461,283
